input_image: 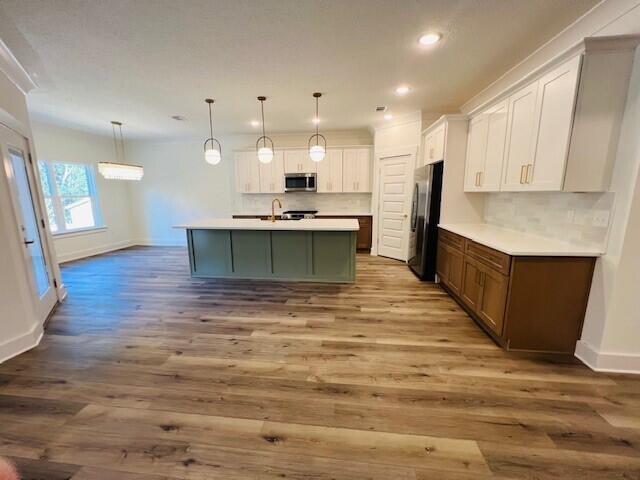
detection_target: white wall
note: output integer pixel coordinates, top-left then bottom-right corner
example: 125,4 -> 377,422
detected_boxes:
461,0 -> 640,372
30,121 -> 135,262
371,112 -> 422,257
128,130 -> 372,246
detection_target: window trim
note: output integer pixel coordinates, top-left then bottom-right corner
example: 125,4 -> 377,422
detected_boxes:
38,160 -> 105,235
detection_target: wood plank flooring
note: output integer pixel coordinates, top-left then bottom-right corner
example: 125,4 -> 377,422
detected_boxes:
1,246 -> 639,479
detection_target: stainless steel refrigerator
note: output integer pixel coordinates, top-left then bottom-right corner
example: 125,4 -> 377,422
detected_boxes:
408,161 -> 443,281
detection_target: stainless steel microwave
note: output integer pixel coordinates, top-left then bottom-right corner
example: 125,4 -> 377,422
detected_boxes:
284,173 -> 316,192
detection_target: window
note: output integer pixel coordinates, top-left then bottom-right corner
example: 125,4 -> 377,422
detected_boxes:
37,160 -> 104,234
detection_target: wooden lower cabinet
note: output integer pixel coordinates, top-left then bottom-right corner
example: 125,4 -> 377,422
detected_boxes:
437,228 -> 595,354
437,243 -> 464,296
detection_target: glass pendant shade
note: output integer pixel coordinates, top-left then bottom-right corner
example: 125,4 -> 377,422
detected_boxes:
203,98 -> 222,166
258,146 -> 274,164
205,147 -> 221,165
308,92 -> 326,163
309,144 -> 325,162
256,96 -> 275,165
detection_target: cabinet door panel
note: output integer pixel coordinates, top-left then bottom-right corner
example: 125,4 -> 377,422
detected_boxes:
331,150 -> 344,192
284,150 -> 304,173
236,152 -> 260,193
423,133 -> 435,164
461,257 -> 481,310
530,55 -> 581,191
464,115 -> 488,192
259,150 -> 284,193
436,243 -> 449,284
356,148 -> 371,192
477,266 -> 509,336
433,124 -> 446,162
317,149 -> 342,193
447,247 -> 464,295
483,100 -> 508,191
342,149 -> 358,192
502,82 -> 539,191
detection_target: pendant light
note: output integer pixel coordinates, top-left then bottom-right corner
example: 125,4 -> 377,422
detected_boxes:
256,96 -> 274,164
98,121 -> 144,181
308,92 -> 326,162
204,98 -> 222,165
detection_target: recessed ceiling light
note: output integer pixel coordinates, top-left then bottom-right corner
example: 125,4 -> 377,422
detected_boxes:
312,116 -> 320,125
418,33 -> 441,46
384,113 -> 393,120
250,120 -> 260,127
395,85 -> 411,96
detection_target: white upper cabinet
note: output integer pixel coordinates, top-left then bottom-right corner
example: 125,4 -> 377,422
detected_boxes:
464,100 -> 508,192
528,55 -> 581,191
235,151 -> 261,193
423,123 -> 446,165
317,149 -> 343,193
284,149 -> 317,173
483,101 -> 509,191
343,148 -> 372,193
259,150 -> 284,193
464,114 -> 489,191
463,35 -> 639,193
501,82 -> 539,191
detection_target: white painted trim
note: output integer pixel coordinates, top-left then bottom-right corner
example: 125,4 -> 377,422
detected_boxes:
461,0 -> 640,114
56,239 -> 136,263
133,238 -> 187,247
374,111 -> 422,132
421,114 -> 468,135
575,340 -> 640,374
0,38 -> 37,95
0,324 -> 43,364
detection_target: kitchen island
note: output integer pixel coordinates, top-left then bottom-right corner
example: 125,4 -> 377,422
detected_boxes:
175,218 -> 359,283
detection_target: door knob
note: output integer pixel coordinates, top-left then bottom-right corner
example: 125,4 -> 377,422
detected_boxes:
24,239 -> 35,245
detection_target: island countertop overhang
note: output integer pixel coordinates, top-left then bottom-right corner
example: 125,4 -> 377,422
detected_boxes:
174,218 -> 360,231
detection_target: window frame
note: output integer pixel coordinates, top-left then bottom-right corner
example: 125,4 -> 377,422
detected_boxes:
38,160 -> 105,236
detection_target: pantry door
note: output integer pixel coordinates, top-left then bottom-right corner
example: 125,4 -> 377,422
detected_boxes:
377,154 -> 413,261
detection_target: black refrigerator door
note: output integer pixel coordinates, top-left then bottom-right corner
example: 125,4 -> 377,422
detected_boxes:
408,166 -> 430,277
422,161 -> 443,281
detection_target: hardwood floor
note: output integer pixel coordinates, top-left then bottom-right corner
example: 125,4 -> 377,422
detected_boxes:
1,246 -> 639,479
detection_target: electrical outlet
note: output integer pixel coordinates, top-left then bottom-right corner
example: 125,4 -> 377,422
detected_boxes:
593,210 -> 610,228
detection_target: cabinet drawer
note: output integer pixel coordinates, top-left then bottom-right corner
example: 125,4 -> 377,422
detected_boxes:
465,240 -> 511,275
438,229 -> 465,252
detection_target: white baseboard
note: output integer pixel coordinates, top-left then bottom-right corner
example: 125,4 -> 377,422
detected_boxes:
56,240 -> 136,263
133,238 -> 187,247
575,340 -> 640,374
0,324 -> 43,364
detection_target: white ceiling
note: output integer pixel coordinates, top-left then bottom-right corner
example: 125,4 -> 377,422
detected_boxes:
0,0 -> 599,139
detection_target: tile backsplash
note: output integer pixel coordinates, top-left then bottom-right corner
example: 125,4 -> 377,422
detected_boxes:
484,192 -> 614,248
234,193 -> 373,214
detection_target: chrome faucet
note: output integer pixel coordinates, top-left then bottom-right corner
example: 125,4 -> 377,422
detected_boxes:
271,198 -> 282,222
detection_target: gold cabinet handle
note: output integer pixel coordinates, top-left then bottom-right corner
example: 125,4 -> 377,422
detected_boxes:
520,165 -> 526,184
478,171 -> 482,186
526,164 -> 532,184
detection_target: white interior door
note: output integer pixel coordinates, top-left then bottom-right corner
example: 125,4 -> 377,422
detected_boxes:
377,154 -> 412,261
1,124 -> 57,320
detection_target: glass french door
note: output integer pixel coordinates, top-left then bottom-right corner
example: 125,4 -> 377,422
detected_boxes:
1,123 -> 57,320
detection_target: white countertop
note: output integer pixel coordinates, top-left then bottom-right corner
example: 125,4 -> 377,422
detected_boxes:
175,218 -> 360,231
438,223 -> 604,257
